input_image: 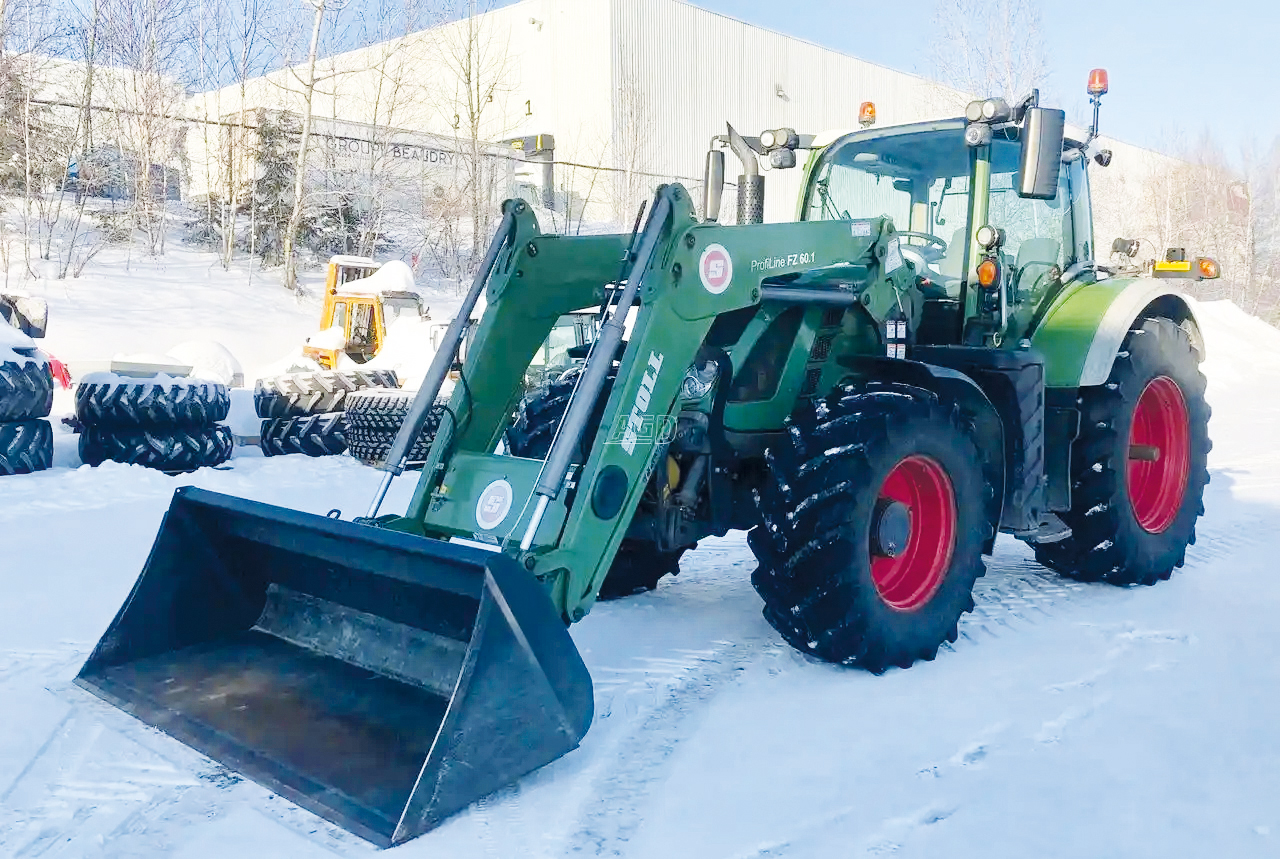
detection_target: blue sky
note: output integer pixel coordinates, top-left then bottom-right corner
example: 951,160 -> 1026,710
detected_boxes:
686,0 -> 1278,160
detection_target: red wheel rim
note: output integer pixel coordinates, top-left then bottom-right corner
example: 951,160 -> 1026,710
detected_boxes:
871,455 -> 956,611
1128,376 -> 1190,533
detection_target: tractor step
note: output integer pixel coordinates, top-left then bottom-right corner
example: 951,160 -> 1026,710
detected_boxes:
1029,512 -> 1072,543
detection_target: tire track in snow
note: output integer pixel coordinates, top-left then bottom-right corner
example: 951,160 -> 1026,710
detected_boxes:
0,679 -> 286,858
561,640 -> 763,857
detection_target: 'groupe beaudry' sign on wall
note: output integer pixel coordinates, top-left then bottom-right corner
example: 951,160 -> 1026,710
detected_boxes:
321,133 -> 461,167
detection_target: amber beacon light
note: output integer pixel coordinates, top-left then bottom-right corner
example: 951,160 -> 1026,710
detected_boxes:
1088,68 -> 1109,96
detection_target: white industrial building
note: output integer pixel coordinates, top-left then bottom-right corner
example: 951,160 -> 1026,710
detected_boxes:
186,0 -> 1180,245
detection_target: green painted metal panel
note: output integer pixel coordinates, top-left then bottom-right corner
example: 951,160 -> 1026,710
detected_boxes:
420,452 -> 568,547
1031,277 -> 1138,388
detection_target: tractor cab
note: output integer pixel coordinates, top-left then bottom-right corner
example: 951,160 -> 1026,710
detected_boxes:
707,81 -> 1220,352
798,116 -> 1095,345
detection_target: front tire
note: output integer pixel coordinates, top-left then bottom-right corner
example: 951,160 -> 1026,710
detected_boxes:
510,372 -> 684,598
750,382 -> 990,672
1031,317 -> 1210,585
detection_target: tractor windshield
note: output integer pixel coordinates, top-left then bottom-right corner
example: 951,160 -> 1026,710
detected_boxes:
382,295 -> 421,324
805,123 -> 984,284
805,121 -> 1088,307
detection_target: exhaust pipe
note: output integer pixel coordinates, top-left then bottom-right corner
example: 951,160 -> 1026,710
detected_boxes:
726,123 -> 764,225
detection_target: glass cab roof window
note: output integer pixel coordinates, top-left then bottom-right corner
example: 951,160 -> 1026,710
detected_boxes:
805,121 -> 1085,294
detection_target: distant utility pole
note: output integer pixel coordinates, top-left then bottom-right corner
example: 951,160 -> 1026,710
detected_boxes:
281,0 -> 328,293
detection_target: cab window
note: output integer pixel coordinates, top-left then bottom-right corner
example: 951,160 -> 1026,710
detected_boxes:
351,302 -> 374,346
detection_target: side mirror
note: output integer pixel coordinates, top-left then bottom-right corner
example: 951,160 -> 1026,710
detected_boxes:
13,296 -> 47,338
1017,107 -> 1066,200
702,149 -> 725,222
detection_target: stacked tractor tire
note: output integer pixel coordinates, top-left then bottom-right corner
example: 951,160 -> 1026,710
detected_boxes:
342,388 -> 449,469
254,369 -> 398,458
75,376 -> 233,472
0,349 -> 54,475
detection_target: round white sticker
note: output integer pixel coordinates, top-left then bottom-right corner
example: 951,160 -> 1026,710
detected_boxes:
474,479 -> 513,531
699,244 -> 733,294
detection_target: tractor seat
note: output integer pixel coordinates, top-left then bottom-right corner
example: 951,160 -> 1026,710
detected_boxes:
915,227 -> 969,299
1013,237 -> 1061,300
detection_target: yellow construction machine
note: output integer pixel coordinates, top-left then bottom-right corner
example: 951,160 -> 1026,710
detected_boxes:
303,256 -> 428,368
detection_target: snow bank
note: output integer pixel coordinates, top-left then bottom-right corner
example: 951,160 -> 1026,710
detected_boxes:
338,259 -> 416,296
356,316 -> 438,390
248,350 -> 326,383
305,325 -> 347,351
166,340 -> 245,387
79,371 -> 222,389
0,321 -> 39,367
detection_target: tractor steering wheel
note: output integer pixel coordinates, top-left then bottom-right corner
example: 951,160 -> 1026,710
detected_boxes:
894,231 -> 948,258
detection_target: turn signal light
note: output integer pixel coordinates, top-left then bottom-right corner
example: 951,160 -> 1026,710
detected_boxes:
859,102 -> 876,126
1198,257 -> 1220,279
1088,68 -> 1109,96
977,259 -> 999,287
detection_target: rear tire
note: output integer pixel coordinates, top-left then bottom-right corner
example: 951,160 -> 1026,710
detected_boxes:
0,358 -> 54,421
1030,318 -> 1210,585
79,424 -> 233,472
506,368 -> 602,458
254,369 -> 398,418
750,382 -> 990,672
259,413 -> 347,457
0,419 -> 52,474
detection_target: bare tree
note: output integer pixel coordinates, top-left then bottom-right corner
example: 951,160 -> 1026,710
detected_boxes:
928,0 -> 1049,108
431,0 -> 515,265
1248,139 -> 1280,320
96,0 -> 195,256
217,0 -> 270,270
610,71 -> 652,225
280,0 -> 330,292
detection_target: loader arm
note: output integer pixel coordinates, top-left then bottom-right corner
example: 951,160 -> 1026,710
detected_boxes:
387,186 -> 912,623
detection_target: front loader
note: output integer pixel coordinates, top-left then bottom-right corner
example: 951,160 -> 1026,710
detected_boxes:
77,70 -> 1217,846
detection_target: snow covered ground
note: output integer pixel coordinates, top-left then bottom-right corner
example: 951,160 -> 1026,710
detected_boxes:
0,250 -> 1278,857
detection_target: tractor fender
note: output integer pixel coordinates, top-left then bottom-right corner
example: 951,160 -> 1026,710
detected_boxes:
840,356 -> 1005,553
1032,277 -> 1204,389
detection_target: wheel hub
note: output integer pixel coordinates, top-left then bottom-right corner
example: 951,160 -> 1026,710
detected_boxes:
870,455 -> 957,611
870,499 -> 912,558
1127,375 -> 1191,534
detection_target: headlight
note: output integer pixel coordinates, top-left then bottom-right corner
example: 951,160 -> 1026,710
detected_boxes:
680,360 -> 718,400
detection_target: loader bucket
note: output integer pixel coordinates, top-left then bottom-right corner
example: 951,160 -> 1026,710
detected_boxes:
75,486 -> 593,847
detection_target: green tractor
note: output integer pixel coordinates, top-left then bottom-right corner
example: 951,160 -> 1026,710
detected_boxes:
76,73 -> 1218,846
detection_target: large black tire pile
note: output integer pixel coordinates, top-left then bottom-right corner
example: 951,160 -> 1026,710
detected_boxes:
75,376 -> 232,472
254,369 -> 398,458
0,349 -> 54,475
